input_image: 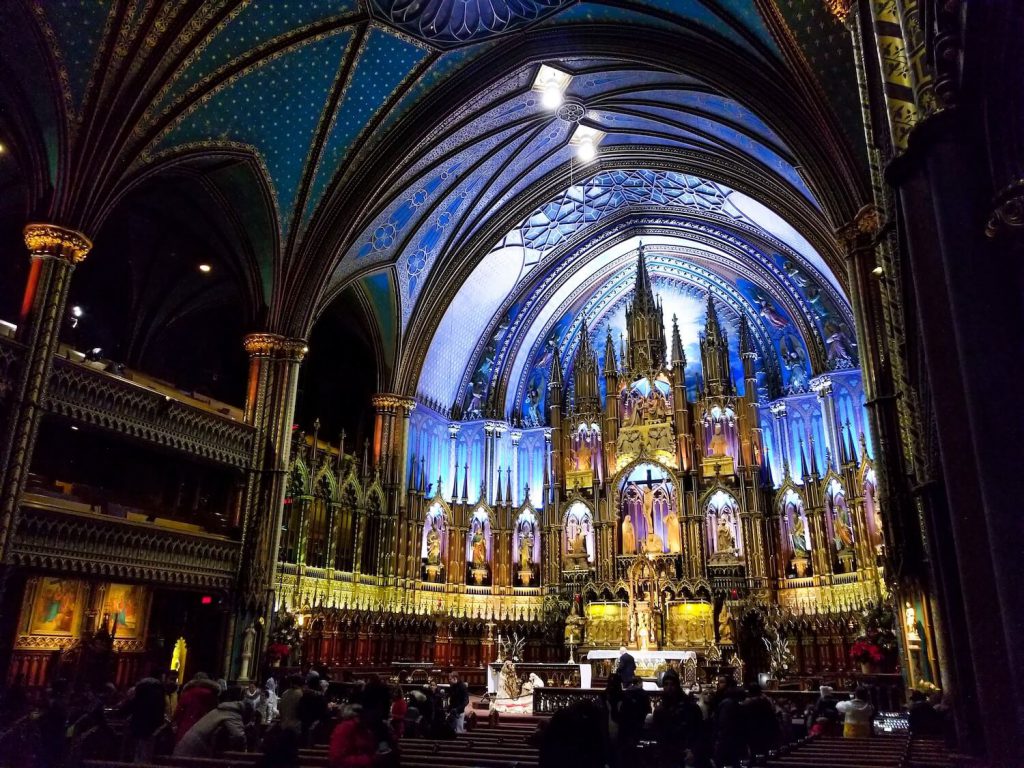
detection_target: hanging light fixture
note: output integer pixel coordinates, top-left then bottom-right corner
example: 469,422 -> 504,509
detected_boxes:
532,64 -> 572,111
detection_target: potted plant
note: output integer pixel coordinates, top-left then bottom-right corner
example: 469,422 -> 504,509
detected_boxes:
850,639 -> 884,674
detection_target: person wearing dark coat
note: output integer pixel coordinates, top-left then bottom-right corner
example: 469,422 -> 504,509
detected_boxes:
652,669 -> 703,768
122,674 -> 168,762
713,686 -> 745,768
742,684 -> 780,760
173,701 -> 252,757
615,647 -> 637,686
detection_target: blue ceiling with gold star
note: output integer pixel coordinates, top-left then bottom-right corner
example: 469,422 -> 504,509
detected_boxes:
3,0 -> 867,389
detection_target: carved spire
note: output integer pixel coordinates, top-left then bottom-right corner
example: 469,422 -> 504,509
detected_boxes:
549,343 -> 563,388
451,464 -> 459,500
506,466 -> 513,506
573,319 -> 600,413
671,314 -> 686,367
603,326 -> 618,376
496,468 -> 504,505
625,242 -> 667,373
699,293 -> 733,398
462,462 -> 469,501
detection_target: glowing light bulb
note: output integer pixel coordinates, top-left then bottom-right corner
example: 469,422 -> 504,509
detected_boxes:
577,137 -> 596,162
541,80 -> 563,110
198,263 -> 212,273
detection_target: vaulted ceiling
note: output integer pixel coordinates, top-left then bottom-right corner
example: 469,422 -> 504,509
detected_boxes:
0,0 -> 868,406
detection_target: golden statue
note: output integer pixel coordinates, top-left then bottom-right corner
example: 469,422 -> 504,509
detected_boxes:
519,534 -> 533,569
576,439 -> 592,471
641,486 -> 656,534
718,605 -> 734,644
426,527 -> 441,565
471,528 -> 487,566
622,514 -> 637,554
665,511 -> 681,553
709,421 -> 728,457
716,514 -> 736,553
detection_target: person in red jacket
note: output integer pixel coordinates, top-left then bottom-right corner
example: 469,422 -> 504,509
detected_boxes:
172,673 -> 220,743
329,683 -> 396,768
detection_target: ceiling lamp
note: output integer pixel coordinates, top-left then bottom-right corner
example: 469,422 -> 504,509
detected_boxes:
570,124 -> 605,163
198,263 -> 212,273
533,64 -> 572,111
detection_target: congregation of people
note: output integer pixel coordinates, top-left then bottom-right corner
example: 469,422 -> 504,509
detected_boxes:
0,656 -> 951,768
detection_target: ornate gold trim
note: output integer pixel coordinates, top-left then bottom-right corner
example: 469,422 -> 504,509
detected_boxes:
837,204 -> 884,244
825,0 -> 855,23
243,333 -> 308,361
23,223 -> 93,263
371,393 -> 417,412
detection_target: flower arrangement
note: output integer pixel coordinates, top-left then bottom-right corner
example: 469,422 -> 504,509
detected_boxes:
850,639 -> 884,665
267,642 -> 292,661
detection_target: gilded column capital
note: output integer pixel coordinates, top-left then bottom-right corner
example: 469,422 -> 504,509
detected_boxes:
371,393 -> 416,413
23,223 -> 92,263
243,332 -> 308,361
837,204 -> 884,246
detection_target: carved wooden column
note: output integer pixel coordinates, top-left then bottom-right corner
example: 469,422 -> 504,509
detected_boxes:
0,225 -> 91,566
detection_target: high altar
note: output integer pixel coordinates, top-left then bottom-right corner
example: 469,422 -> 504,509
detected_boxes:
279,245 -> 885,681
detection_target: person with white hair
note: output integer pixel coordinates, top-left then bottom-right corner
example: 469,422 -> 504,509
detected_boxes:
615,646 -> 637,686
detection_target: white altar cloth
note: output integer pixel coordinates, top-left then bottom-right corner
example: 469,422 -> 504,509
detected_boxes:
586,649 -> 697,663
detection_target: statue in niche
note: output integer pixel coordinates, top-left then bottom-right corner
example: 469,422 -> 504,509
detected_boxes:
716,513 -> 736,553
519,533 -> 533,569
904,602 -> 921,642
576,439 -> 592,471
565,517 -> 590,566
791,513 -> 809,555
718,605 -> 735,645
636,608 -> 652,651
622,514 -> 637,554
709,421 -> 728,457
471,526 -> 487,566
834,511 -> 854,550
426,523 -> 441,565
665,509 -> 681,554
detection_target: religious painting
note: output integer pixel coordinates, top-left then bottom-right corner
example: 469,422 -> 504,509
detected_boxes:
28,577 -> 84,636
101,583 -> 147,639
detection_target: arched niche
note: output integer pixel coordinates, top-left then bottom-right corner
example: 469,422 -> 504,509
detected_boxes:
618,462 -> 680,555
421,501 -> 449,567
466,506 -> 493,574
706,489 -> 742,560
825,478 -> 854,551
780,488 -> 812,577
513,508 -> 540,586
862,468 -> 883,553
563,501 -> 595,565
702,404 -> 739,461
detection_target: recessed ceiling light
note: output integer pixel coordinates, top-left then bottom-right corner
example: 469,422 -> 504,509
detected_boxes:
198,263 -> 212,273
0,143 -> 6,154
569,124 -> 604,163
70,425 -> 79,431
532,64 -> 572,111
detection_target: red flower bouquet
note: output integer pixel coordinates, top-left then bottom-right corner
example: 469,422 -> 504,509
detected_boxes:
267,642 -> 292,660
850,639 -> 883,664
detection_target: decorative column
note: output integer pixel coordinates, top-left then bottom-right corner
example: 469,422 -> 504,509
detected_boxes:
510,430 -> 522,507
810,376 -> 840,471
447,423 -> 461,502
238,333 -> 307,632
0,225 -> 92,567
483,422 -> 496,503
769,402 -> 791,481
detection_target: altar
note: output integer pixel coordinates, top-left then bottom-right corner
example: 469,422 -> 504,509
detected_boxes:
587,649 -> 697,684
